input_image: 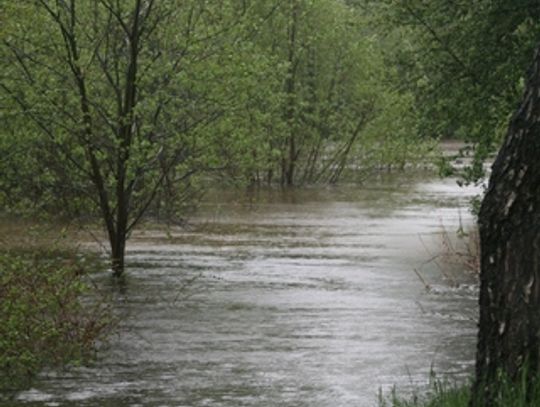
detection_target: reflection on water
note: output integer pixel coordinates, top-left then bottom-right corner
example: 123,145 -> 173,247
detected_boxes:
11,172 -> 480,407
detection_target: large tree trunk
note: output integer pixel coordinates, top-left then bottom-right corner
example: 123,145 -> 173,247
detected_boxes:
473,45 -> 540,404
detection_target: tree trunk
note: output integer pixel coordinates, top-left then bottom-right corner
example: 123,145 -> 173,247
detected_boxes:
283,0 -> 299,187
111,231 -> 126,278
473,45 -> 540,404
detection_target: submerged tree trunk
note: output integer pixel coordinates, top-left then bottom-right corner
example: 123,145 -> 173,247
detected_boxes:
282,0 -> 299,187
473,45 -> 540,404
111,231 -> 127,278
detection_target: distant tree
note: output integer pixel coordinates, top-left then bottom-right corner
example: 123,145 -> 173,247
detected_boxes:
251,0 -> 421,186
473,44 -> 540,405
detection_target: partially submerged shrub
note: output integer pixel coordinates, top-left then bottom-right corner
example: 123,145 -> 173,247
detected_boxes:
415,223 -> 480,290
439,226 -> 480,276
0,248 -> 110,390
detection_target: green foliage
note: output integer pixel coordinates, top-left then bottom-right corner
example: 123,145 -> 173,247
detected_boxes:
373,0 -> 540,181
0,0 -> 435,273
380,374 -> 540,407
0,1 -> 272,216
0,0 -> 427,213
231,0 -> 425,185
0,248 -> 110,390
380,381 -> 470,407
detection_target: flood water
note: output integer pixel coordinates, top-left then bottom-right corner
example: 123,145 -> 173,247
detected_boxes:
11,172 -> 480,407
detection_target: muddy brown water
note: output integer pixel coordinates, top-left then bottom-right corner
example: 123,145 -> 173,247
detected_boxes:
9,172 -> 480,407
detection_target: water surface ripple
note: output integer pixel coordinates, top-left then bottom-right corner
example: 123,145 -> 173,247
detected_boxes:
13,173 -> 480,407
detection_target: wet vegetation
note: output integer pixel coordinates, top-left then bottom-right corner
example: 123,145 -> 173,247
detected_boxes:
0,244 -> 110,392
382,373 -> 540,407
1,0 -> 540,405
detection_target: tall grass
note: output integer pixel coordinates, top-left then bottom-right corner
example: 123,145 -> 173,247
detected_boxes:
379,380 -> 470,407
380,375 -> 540,407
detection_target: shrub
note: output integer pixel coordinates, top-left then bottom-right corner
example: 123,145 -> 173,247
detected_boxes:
0,248 -> 110,390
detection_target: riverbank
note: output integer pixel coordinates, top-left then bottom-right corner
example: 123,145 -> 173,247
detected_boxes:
382,375 -> 540,407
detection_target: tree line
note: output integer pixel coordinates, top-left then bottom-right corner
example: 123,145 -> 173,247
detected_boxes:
0,0 -> 425,276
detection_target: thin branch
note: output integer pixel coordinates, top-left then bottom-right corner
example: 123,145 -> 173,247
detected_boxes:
402,2 -> 480,86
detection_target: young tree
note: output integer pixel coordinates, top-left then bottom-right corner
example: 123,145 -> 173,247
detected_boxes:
473,44 -> 540,405
0,0 -> 265,276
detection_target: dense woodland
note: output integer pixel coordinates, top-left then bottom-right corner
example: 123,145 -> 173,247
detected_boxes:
1,1 -> 539,271
1,1 -> 540,405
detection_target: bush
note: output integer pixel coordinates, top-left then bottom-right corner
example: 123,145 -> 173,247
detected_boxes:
0,248 -> 110,390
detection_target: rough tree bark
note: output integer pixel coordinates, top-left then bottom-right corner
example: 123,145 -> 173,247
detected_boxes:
473,44 -> 540,404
